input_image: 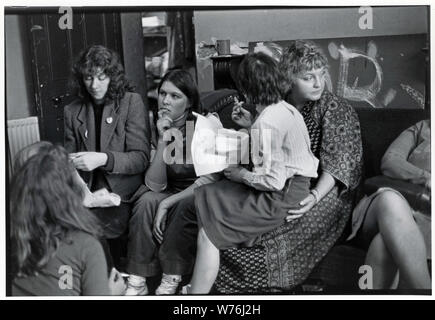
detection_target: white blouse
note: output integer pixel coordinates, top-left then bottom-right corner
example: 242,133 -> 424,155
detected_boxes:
242,100 -> 319,191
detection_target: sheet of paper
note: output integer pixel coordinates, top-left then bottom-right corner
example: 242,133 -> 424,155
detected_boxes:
191,113 -> 249,176
73,170 -> 121,208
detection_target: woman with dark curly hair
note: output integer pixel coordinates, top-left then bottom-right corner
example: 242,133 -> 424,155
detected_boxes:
64,45 -> 151,265
11,143 -> 126,295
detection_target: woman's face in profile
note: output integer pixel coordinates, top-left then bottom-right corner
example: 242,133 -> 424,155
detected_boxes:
83,68 -> 111,103
291,67 -> 327,102
158,80 -> 190,120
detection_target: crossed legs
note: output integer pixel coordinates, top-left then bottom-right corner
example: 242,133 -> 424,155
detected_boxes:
361,190 -> 430,289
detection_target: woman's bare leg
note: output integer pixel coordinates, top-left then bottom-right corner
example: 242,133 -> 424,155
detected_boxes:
362,190 -> 430,289
365,233 -> 398,289
189,228 -> 220,294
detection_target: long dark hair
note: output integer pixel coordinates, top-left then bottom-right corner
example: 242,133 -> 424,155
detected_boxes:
13,141 -> 52,173
10,144 -> 101,277
237,52 -> 285,106
158,69 -> 202,119
71,45 -> 134,103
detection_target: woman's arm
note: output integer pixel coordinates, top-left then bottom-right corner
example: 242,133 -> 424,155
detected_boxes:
318,94 -> 363,192
288,94 -> 363,219
238,118 -> 288,191
153,173 -> 221,243
381,122 -> 430,187
152,184 -> 196,243
286,171 -> 335,220
144,139 -> 168,192
311,171 -> 336,202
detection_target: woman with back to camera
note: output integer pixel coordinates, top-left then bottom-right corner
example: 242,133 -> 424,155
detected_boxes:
11,143 -> 125,296
64,45 -> 150,266
185,52 -> 319,294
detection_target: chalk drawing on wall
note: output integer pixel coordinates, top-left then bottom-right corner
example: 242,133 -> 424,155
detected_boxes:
329,41 -> 384,108
382,88 -> 397,107
400,84 -> 425,109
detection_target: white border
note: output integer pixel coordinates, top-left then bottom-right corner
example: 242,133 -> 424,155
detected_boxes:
2,0 -> 434,301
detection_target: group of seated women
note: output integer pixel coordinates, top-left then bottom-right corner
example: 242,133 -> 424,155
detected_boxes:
10,41 -> 431,296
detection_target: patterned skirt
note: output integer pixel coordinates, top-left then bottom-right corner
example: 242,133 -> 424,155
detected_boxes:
215,186 -> 354,293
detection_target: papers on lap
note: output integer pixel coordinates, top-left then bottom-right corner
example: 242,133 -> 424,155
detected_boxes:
191,113 -> 249,176
83,188 -> 121,208
73,170 -> 121,208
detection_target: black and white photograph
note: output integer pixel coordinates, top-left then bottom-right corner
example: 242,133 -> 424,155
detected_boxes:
3,2 -> 432,302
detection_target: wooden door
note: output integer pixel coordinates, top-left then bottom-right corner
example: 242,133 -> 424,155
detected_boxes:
27,11 -> 123,144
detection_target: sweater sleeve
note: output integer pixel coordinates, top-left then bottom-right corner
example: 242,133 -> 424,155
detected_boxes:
381,121 -> 430,186
318,94 -> 363,192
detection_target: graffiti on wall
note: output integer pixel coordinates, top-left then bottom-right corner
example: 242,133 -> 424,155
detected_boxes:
328,41 -> 384,108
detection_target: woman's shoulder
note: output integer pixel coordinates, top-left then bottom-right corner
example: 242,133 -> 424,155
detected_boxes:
121,91 -> 143,104
64,98 -> 84,113
260,101 -> 297,123
123,91 -> 141,99
413,119 -> 430,131
316,91 -> 357,117
119,92 -> 146,114
320,91 -> 352,109
66,230 -> 102,251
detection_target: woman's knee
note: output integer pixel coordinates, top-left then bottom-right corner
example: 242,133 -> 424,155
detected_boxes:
373,190 -> 413,223
131,192 -> 162,224
197,228 -> 211,247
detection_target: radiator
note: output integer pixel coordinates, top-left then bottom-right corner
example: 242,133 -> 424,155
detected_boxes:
7,117 -> 41,168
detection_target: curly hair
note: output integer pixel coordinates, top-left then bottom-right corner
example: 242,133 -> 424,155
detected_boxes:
70,45 -> 134,103
10,143 -> 101,277
279,40 -> 329,91
237,52 -> 285,106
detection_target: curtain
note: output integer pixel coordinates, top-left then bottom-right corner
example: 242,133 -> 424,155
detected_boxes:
167,11 -> 195,70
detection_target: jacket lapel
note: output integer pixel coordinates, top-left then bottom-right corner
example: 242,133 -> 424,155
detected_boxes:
100,100 -> 120,151
77,101 -> 96,151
